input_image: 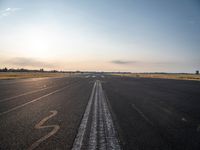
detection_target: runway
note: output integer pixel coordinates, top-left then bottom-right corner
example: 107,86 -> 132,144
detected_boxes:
0,75 -> 200,150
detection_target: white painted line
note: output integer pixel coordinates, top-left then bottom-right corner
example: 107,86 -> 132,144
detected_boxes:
0,86 -> 68,116
27,110 -> 60,150
72,80 -> 121,150
71,81 -> 97,150
98,81 -> 106,150
131,104 -> 154,126
100,82 -> 121,150
0,86 -> 52,103
88,81 -> 98,150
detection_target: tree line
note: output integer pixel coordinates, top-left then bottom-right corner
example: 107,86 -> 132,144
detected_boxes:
0,67 -> 58,73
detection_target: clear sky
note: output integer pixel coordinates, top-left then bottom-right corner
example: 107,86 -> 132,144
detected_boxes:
0,0 -> 199,72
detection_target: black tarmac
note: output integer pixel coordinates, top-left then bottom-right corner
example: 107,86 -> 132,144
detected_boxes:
0,75 -> 200,150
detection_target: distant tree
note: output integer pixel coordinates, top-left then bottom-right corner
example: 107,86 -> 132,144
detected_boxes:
3,67 -> 8,72
20,68 -> 29,72
196,70 -> 199,75
51,70 -> 58,73
40,68 -> 44,72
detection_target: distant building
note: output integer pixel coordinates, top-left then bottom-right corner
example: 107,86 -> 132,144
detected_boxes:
196,70 -> 199,75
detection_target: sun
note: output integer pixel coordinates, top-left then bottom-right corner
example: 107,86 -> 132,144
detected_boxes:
22,26 -> 56,58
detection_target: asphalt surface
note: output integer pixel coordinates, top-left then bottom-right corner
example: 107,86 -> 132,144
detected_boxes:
102,76 -> 200,150
0,75 -> 200,150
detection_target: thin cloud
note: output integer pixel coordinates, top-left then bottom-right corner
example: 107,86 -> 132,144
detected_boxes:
110,60 -> 178,66
0,7 -> 21,18
111,60 -> 137,65
5,57 -> 55,68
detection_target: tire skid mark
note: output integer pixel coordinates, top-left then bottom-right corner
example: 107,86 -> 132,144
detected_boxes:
27,110 -> 60,150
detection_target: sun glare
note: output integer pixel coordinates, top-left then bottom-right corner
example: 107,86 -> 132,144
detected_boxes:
22,26 -> 56,58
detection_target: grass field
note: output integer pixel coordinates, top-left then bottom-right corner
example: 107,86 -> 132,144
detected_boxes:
114,73 -> 200,81
0,72 -> 71,79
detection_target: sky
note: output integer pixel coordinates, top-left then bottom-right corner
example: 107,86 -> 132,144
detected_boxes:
0,0 -> 199,72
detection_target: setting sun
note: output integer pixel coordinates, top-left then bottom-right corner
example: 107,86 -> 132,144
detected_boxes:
21,26 -> 57,58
